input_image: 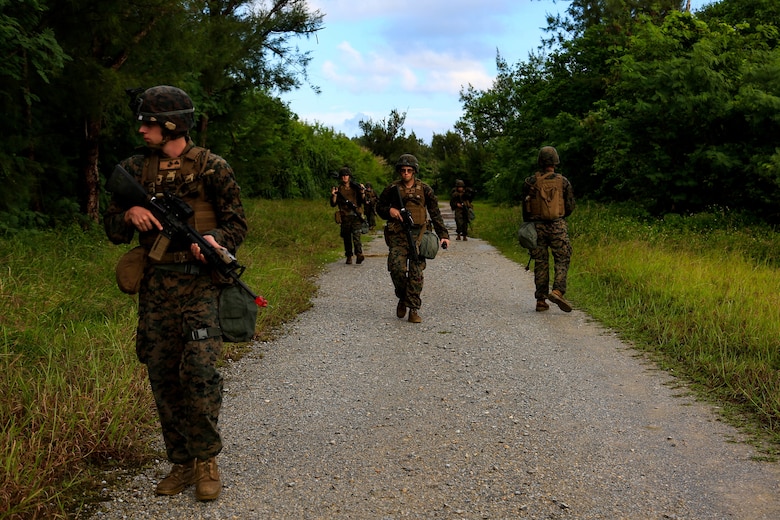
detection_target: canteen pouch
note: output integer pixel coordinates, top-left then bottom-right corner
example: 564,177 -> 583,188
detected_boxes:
334,210 -> 342,224
219,284 -> 258,342
115,246 -> 148,295
419,230 -> 439,260
518,221 -> 537,250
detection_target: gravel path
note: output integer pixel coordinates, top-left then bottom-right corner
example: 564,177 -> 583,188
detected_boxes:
89,206 -> 780,519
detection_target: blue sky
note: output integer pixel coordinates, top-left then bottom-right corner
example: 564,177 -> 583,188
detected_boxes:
280,0 -> 713,144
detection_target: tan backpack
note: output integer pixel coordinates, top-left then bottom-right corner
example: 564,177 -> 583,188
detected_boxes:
525,172 -> 565,220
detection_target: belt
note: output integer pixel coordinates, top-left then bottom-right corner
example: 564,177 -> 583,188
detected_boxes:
154,263 -> 205,275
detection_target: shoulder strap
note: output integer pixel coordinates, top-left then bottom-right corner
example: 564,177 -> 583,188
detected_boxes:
186,145 -> 211,177
142,155 -> 158,186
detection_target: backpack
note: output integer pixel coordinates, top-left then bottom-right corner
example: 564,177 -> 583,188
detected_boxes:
525,172 -> 565,220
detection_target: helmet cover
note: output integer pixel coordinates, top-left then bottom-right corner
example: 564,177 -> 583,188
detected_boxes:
395,154 -> 419,174
537,146 -> 560,167
134,85 -> 195,135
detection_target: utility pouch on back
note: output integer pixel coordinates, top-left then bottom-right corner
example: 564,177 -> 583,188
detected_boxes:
115,246 -> 148,294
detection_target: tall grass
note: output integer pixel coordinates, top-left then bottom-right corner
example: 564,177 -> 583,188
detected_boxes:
0,199 -> 345,519
472,201 -> 780,448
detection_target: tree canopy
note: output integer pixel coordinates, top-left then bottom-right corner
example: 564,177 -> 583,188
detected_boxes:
4,0 -> 780,229
453,0 -> 780,222
0,0 -> 390,232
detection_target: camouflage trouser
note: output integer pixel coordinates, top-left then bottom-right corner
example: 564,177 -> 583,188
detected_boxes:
454,208 -> 469,237
529,219 -> 572,301
385,227 -> 426,310
340,214 -> 363,257
137,266 -> 223,463
366,207 -> 377,230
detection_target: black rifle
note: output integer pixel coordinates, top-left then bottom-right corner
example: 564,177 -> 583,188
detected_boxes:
395,185 -> 419,262
334,186 -> 366,223
106,164 -> 267,307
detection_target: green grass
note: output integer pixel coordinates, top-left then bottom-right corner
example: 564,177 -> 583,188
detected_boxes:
471,201 -> 780,451
1,199 -> 347,519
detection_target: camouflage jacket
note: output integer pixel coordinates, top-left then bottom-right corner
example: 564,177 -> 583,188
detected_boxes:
377,179 -> 449,240
104,141 -> 247,254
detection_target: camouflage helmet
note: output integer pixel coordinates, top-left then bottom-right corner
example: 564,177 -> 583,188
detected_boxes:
396,154 -> 419,174
537,146 -> 560,167
134,85 -> 195,136
455,179 -> 465,187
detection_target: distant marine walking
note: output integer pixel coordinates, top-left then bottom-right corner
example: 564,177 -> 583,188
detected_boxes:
331,166 -> 366,265
521,146 -> 575,313
450,179 -> 475,241
377,154 -> 450,323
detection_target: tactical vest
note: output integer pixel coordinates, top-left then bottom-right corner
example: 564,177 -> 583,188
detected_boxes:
525,172 -> 565,220
337,184 -> 361,214
399,181 -> 427,225
139,145 -> 218,255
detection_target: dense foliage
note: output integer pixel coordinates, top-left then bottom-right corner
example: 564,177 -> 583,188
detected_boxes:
4,0 -> 780,230
0,0 -> 388,233
455,0 -> 780,222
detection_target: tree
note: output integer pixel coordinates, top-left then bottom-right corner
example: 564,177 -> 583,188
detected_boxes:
186,0 -> 324,147
453,0 -> 780,215
355,109 -> 429,171
1,0 -> 324,226
39,0 -> 193,224
0,0 -> 68,222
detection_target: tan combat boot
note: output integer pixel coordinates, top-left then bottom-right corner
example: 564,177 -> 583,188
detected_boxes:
408,309 -> 422,323
356,254 -> 365,264
535,299 -> 549,312
155,459 -> 197,495
195,457 -> 221,501
547,290 -> 572,312
346,256 -> 352,264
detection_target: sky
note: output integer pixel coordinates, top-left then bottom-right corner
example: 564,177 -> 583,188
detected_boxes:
279,0 -> 713,144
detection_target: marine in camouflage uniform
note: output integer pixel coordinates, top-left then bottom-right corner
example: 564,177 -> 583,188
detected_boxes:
104,85 -> 247,501
330,166 -> 365,264
377,154 -> 450,323
521,146 -> 575,313
449,179 -> 474,240
363,182 -> 379,231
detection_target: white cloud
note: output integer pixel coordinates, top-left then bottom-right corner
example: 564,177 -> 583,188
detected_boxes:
281,1 -> 575,143
322,42 -> 493,95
